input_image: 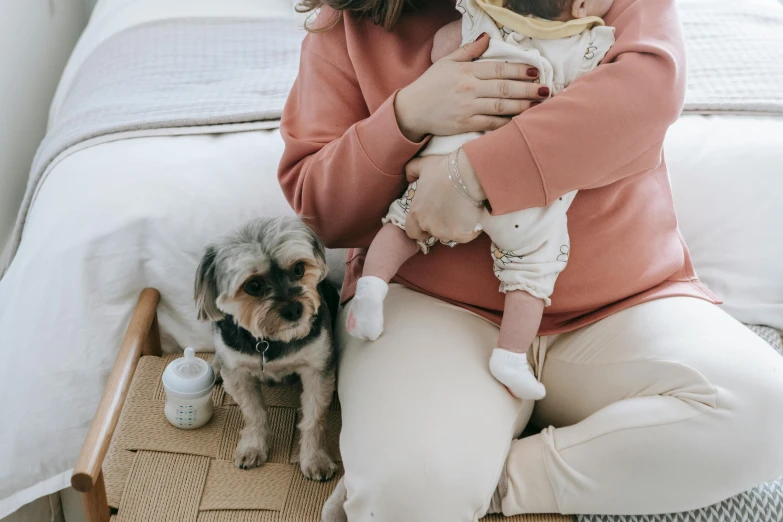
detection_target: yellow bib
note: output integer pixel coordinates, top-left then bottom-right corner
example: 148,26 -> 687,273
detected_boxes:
475,0 -> 604,39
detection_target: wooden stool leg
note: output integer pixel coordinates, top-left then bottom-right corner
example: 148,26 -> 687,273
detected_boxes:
72,288 -> 161,522
81,471 -> 110,522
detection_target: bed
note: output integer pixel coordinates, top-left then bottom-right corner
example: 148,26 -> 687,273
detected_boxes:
0,0 -> 781,520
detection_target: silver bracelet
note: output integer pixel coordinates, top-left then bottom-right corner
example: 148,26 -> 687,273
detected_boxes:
446,154 -> 474,203
447,150 -> 485,208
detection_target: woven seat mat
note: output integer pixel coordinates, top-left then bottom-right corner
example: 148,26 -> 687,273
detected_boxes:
103,353 -> 570,522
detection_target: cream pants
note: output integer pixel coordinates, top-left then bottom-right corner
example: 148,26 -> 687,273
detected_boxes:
336,285 -> 783,520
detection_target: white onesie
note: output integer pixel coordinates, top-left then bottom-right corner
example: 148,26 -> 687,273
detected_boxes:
383,0 -> 615,304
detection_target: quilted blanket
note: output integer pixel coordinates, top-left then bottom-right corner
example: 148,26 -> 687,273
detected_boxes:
2,18 -> 303,276
679,1 -> 783,115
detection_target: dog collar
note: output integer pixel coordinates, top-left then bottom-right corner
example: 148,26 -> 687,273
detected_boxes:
215,313 -> 325,370
255,339 -> 270,372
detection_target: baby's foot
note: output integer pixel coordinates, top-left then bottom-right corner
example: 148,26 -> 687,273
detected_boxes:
489,348 -> 546,400
345,276 -> 388,341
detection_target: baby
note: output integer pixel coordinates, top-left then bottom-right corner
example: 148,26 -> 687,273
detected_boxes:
345,0 -> 615,400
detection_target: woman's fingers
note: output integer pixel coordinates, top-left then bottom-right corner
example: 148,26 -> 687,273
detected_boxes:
447,32 -> 491,63
472,61 -> 538,81
405,158 -> 423,183
476,79 -> 549,100
454,229 -> 483,244
467,115 -> 513,132
404,213 -> 429,241
475,98 -> 538,116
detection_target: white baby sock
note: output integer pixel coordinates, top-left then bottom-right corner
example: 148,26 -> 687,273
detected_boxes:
489,348 -> 546,400
345,276 -> 388,341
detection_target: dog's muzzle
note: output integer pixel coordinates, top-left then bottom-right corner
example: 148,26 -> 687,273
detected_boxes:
279,301 -> 303,322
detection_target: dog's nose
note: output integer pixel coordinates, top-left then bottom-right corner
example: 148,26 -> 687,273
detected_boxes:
280,302 -> 303,322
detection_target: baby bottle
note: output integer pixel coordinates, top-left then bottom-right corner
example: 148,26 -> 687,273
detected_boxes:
162,347 -> 215,429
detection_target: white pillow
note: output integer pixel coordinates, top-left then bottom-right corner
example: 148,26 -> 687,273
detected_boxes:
665,115 -> 783,330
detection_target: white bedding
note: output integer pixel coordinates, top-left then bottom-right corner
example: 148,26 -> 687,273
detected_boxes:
666,116 -> 783,330
0,0 -> 313,517
1,0 -> 782,518
49,0 -> 303,127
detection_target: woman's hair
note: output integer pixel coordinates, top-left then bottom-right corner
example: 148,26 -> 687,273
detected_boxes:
503,0 -> 571,19
297,0 -> 412,31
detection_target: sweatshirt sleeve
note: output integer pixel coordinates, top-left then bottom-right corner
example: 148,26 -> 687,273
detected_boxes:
277,32 -> 428,248
463,0 -> 686,214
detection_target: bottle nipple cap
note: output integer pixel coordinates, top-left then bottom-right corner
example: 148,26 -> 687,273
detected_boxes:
162,347 -> 215,399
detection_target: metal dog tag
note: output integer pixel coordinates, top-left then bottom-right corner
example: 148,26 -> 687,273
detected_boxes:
255,340 -> 270,372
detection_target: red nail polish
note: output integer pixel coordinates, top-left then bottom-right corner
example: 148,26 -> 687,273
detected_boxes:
474,32 -> 488,42
538,86 -> 550,97
527,68 -> 538,77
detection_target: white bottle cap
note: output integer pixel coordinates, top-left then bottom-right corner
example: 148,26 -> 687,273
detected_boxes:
162,347 -> 215,400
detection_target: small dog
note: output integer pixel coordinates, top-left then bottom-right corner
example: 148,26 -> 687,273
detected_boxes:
194,217 -> 340,481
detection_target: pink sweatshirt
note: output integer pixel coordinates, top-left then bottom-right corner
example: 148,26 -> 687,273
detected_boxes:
278,0 -> 718,335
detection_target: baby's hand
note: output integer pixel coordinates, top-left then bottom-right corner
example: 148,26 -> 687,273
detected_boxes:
431,20 -> 463,63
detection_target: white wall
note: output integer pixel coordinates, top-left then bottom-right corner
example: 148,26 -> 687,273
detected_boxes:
0,0 -> 88,260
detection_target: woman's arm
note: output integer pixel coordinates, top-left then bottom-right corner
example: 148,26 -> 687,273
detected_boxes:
278,36 -> 425,248
279,17 -> 545,248
462,0 -> 686,215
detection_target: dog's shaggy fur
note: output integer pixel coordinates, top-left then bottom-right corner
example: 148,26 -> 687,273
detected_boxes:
195,217 -> 339,481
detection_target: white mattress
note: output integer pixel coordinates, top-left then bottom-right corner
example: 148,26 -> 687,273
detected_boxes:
1,0 -> 782,518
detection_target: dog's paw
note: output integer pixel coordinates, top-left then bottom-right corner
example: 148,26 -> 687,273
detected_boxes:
234,435 -> 269,470
300,449 -> 339,482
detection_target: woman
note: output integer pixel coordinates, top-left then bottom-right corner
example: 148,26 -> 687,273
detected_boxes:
278,0 -> 783,520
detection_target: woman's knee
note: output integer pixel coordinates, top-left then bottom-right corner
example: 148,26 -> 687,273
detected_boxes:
666,304 -> 783,481
759,383 -> 783,466
710,337 -> 783,483
734,359 -> 783,467
335,285 -> 530,521
343,454 -> 501,522
338,397 -> 528,522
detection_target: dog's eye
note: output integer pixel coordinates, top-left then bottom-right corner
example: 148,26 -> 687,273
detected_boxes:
244,278 -> 264,297
293,262 -> 305,279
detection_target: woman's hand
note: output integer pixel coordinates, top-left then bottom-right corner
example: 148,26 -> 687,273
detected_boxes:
394,33 -> 546,142
405,150 -> 486,243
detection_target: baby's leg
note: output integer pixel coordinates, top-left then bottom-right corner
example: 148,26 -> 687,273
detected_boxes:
345,224 -> 419,341
497,290 -> 544,352
482,192 -> 577,399
490,290 -> 547,400
363,223 -> 420,282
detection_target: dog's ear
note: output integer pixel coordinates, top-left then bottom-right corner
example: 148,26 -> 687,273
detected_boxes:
304,223 -> 329,282
194,246 -> 223,322
318,279 -> 341,329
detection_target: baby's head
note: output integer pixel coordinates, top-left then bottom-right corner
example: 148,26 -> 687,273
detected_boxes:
503,0 -> 613,21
